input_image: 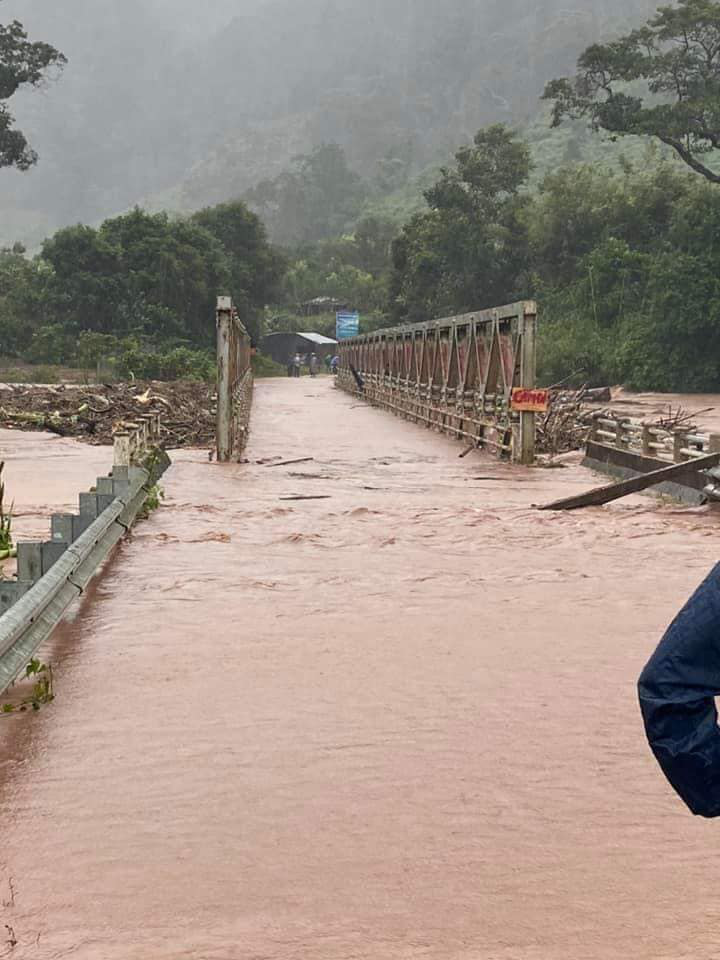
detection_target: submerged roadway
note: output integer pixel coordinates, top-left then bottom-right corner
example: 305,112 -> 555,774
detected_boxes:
0,377 -> 719,959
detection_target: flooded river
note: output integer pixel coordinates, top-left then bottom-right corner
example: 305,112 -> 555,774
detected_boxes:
1,379 -> 720,958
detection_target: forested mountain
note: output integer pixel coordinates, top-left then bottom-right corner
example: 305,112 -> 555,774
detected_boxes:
1,0 -> 658,248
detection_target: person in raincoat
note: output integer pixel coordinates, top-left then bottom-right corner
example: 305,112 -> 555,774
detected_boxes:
639,563 -> 720,817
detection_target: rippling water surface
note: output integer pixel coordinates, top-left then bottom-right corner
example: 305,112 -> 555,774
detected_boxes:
1,381 -> 719,959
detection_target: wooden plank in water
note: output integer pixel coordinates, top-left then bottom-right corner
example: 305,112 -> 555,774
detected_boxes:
538,453 -> 720,512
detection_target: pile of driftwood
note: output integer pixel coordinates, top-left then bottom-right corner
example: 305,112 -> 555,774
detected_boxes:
0,381 -> 216,449
536,386 -> 611,455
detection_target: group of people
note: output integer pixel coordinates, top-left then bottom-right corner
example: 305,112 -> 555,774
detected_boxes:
287,353 -> 340,378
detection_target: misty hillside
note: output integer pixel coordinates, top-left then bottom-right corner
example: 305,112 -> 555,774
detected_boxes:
1,0 -> 659,247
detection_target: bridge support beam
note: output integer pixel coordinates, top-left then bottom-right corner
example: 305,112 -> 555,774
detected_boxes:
216,296 -> 234,463
519,305 -> 537,466
216,296 -> 253,463
337,300 -> 538,465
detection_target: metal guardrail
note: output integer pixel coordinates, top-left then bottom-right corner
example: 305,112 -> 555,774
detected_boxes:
0,419 -> 170,696
0,467 -> 157,694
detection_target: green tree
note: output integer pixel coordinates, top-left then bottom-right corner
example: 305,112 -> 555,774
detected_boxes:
40,209 -> 231,346
544,0 -> 720,183
0,5 -> 66,170
0,244 -> 48,354
192,200 -> 284,342
99,209 -> 230,344
40,225 -> 124,334
245,144 -> 367,246
389,125 -> 531,322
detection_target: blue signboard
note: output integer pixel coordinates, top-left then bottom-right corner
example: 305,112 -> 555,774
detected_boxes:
336,312 -> 360,340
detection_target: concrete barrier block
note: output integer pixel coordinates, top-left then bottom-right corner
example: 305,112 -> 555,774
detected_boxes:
79,493 -> 99,519
112,466 -> 130,496
96,476 -> 115,496
72,514 -> 93,540
17,543 -> 42,583
0,581 -> 30,616
41,541 -> 68,575
51,515 -> 75,544
97,493 -> 116,513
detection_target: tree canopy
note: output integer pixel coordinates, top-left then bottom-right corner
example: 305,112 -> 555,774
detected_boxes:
191,201 -> 285,342
389,125 -> 531,322
544,0 -> 720,183
244,144 -> 367,247
0,5 -> 66,170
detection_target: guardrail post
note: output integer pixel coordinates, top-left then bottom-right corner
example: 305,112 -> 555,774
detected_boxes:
114,431 -> 131,468
51,515 -> 74,544
0,583 -> 28,616
79,492 -> 99,520
216,296 -> 233,462
41,541 -> 67,574
17,543 -> 42,583
111,465 -> 130,497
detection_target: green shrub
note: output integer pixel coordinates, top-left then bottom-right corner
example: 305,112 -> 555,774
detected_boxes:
252,353 -> 287,377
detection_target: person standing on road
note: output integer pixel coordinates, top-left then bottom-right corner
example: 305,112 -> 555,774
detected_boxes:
309,353 -> 319,378
292,353 -> 302,377
331,355 -> 340,375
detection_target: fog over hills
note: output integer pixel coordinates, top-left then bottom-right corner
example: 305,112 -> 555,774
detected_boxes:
1,0 -> 659,247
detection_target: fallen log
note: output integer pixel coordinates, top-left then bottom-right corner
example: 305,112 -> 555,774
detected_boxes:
538,452 -> 720,511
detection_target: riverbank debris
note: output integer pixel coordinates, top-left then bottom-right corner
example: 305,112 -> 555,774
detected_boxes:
536,386 -> 600,455
0,381 -> 216,449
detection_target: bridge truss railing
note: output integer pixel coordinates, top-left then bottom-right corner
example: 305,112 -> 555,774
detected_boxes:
216,296 -> 253,462
337,300 -> 538,464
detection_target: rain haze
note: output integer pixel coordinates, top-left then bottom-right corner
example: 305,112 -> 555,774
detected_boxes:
1,0 -> 658,248
4,1 -> 720,958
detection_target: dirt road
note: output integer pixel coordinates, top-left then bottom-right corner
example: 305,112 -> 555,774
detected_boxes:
1,377 -> 719,959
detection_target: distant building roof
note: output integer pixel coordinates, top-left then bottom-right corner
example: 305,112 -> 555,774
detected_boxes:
298,332 -> 337,345
301,297 -> 346,307
261,332 -> 338,347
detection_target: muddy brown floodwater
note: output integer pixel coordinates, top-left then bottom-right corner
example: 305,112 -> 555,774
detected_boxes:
1,379 -> 720,959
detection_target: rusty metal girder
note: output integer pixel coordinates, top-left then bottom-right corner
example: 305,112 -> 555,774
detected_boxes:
337,301 -> 538,464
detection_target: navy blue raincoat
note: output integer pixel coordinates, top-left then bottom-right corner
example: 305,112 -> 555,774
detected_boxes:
639,563 -> 720,817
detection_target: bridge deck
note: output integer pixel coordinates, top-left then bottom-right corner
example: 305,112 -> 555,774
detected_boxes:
0,377 -> 718,959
